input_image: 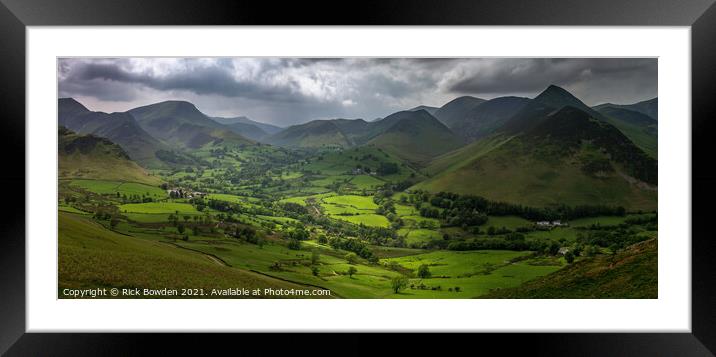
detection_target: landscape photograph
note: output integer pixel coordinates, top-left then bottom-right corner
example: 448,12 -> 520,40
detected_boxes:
57,57 -> 658,299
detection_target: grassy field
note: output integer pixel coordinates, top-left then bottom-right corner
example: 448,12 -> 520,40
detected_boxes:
69,179 -> 166,198
331,214 -> 391,228
484,216 -> 532,230
58,212 -> 318,297
383,250 -> 563,298
399,228 -> 442,245
119,202 -> 198,214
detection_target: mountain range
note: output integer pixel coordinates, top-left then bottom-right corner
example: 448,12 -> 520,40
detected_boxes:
58,84 -> 657,209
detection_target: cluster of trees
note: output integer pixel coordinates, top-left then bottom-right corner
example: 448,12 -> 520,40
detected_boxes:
355,225 -> 397,246
376,162 -> 399,176
414,191 -> 627,222
447,236 -> 550,252
231,225 -> 262,245
328,237 -> 375,261
575,228 -> 650,252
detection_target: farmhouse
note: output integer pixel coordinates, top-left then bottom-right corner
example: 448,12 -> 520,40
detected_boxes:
535,220 -> 568,228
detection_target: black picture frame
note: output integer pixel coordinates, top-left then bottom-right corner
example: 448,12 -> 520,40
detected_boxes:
1,0 -> 715,354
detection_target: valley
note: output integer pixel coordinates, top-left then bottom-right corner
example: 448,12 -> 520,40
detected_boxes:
57,84 -> 658,299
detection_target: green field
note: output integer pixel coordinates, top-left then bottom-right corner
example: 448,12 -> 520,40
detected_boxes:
58,212 -> 317,297
383,250 -> 563,297
69,179 -> 166,198
484,216 -> 532,230
119,202 -> 198,214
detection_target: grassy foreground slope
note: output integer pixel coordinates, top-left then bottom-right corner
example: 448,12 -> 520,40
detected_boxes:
58,212 -> 317,297
59,127 -> 163,186
481,239 -> 657,298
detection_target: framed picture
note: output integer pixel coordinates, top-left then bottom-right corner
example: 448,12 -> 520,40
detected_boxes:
2,0 -> 715,354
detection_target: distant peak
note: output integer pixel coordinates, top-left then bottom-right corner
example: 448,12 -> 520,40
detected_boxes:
540,84 -> 570,95
58,97 -> 90,112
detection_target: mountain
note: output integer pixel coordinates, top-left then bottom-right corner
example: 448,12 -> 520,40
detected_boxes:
414,105 -> 657,211
128,101 -> 253,149
58,127 -> 162,185
211,115 -> 283,135
500,85 -> 657,158
433,96 -> 486,128
408,105 -> 440,116
593,106 -> 658,158
366,110 -> 464,164
223,121 -> 269,141
448,96 -> 529,141
594,97 -> 657,121
504,85 -> 609,133
264,119 -> 369,148
58,98 -> 167,167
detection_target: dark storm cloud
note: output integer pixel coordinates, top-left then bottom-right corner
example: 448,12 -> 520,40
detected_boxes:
448,58 -> 657,103
57,57 -> 657,125
60,59 -> 304,103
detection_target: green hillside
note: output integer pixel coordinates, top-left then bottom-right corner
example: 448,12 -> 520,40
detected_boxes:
58,98 -> 167,167
59,212 -> 313,296
265,119 -> 363,148
367,110 -> 464,164
480,239 -> 657,298
413,107 -> 657,211
447,96 -> 529,141
58,127 -> 163,186
596,106 -> 658,158
211,115 -> 283,135
433,96 -> 486,127
129,101 -> 254,149
594,97 -> 657,120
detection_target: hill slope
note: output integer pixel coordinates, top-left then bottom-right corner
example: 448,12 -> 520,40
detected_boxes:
58,98 -> 167,167
448,96 -> 529,141
433,96 -> 486,128
265,119 -> 367,148
408,105 -> 440,116
594,97 -> 657,120
58,127 -> 162,186
58,211 -> 317,295
266,109 -> 464,163
367,110 -> 464,164
414,106 -> 657,210
211,115 -> 283,135
224,121 -> 269,141
594,106 -> 658,158
480,239 -> 657,298
128,101 -> 254,149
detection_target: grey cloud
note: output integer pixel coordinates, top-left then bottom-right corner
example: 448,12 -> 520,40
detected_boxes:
57,57 -> 657,125
448,58 -> 657,103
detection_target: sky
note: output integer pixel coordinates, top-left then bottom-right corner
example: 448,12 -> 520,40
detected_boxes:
58,58 -> 657,127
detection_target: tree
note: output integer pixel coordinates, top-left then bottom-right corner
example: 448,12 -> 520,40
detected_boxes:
347,266 -> 357,278
391,276 -> 408,294
311,250 -> 320,265
417,264 -> 431,279
345,252 -> 358,264
109,218 -> 119,229
311,266 -> 320,277
565,251 -> 575,264
177,223 -> 185,234
287,239 -> 301,250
